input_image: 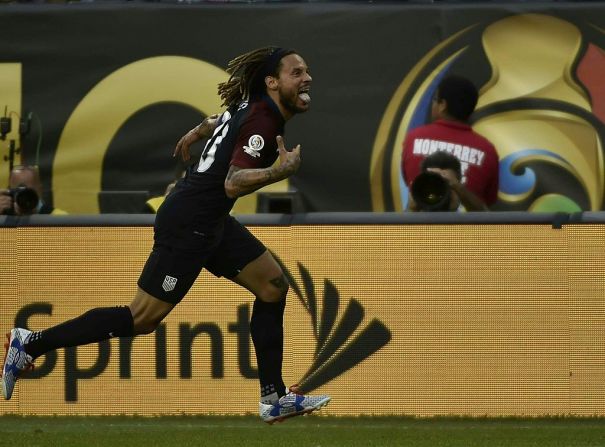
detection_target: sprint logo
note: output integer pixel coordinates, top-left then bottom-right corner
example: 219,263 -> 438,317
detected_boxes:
274,255 -> 392,393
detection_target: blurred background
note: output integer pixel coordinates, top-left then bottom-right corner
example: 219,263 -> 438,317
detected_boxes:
1,0 -> 604,214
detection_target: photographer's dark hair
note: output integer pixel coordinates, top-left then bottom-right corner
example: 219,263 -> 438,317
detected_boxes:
218,46 -> 296,108
436,75 -> 478,122
421,151 -> 462,180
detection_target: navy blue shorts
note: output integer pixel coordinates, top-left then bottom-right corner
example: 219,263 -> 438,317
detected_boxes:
137,215 -> 266,304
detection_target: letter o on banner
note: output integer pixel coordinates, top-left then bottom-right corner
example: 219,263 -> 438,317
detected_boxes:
53,56 -> 228,213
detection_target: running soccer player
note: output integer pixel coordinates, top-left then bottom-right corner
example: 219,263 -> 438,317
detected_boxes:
2,46 -> 330,424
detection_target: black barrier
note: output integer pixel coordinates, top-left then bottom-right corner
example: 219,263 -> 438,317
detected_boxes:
2,211 -> 605,228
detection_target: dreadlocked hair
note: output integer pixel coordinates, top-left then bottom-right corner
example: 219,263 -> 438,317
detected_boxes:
218,46 -> 294,108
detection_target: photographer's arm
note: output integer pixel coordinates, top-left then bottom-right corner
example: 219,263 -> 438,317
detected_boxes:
406,194 -> 419,212
426,168 -> 488,212
0,190 -> 12,215
449,182 -> 488,212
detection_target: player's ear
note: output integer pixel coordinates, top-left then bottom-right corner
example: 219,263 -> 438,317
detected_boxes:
265,75 -> 278,91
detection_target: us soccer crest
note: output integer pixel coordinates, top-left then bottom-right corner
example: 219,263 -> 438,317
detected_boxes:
162,275 -> 178,292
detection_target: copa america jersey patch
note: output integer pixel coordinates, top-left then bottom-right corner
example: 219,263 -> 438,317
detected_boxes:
243,134 -> 264,158
162,275 -> 178,292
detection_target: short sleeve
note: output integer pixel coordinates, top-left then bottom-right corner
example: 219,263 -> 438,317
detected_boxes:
230,112 -> 280,170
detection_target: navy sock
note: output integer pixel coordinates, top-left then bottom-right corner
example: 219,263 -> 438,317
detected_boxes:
250,298 -> 287,404
24,306 -> 134,360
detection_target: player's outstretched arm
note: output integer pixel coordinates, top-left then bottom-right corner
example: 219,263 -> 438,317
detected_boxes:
224,135 -> 301,199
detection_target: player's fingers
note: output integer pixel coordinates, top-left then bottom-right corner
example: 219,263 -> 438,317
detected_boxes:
180,144 -> 191,161
174,136 -> 192,161
173,137 -> 184,157
276,135 -> 286,152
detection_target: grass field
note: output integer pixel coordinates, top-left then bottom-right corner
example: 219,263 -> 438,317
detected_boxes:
0,415 -> 604,447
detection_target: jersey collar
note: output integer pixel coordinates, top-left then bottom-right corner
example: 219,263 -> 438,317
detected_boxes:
435,119 -> 471,131
260,94 -> 286,124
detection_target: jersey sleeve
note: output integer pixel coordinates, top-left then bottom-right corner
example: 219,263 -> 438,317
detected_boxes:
230,111 -> 280,170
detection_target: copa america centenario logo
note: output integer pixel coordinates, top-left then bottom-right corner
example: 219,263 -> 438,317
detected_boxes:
371,13 -> 605,213
243,134 -> 264,158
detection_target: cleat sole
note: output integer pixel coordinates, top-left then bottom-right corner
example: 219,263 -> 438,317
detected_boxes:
1,333 -> 11,378
264,396 -> 331,424
1,332 -> 13,399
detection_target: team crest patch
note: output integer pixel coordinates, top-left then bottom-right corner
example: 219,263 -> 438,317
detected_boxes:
162,275 -> 177,292
243,134 -> 264,158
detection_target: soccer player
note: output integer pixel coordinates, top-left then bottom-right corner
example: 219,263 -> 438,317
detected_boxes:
2,47 -> 330,423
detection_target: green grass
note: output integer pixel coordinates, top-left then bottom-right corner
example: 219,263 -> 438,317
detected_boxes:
0,415 -> 604,447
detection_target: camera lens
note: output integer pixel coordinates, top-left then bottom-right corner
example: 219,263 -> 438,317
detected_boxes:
410,172 -> 451,211
14,187 -> 39,214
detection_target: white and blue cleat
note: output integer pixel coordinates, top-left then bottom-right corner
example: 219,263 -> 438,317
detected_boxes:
259,386 -> 331,424
1,328 -> 34,400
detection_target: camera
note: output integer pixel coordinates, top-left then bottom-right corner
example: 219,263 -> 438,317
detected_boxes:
2,186 -> 39,215
410,171 -> 452,211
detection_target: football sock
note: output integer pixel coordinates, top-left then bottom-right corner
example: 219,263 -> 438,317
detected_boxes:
24,306 -> 134,360
250,297 -> 287,404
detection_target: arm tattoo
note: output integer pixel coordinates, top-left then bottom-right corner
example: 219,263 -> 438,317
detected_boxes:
225,165 -> 238,183
225,165 -> 282,198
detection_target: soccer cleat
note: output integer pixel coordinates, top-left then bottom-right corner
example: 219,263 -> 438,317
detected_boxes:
259,385 -> 331,424
1,328 -> 34,400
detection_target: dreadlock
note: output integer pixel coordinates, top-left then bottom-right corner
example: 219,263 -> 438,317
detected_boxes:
218,46 -> 296,109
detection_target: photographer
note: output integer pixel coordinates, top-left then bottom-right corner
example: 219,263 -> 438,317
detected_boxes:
409,151 -> 488,212
402,75 -> 499,210
0,165 -> 67,215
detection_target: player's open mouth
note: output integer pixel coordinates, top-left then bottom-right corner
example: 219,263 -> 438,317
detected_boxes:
298,87 -> 311,105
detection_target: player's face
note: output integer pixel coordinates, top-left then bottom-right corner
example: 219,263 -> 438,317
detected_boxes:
275,54 -> 312,116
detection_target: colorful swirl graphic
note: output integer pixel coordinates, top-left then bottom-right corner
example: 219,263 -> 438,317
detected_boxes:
371,14 -> 605,212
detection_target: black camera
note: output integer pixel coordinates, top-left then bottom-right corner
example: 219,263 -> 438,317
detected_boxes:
410,171 -> 451,211
3,186 -> 39,215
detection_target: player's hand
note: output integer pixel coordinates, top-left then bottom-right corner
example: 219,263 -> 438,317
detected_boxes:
173,114 -> 220,162
276,135 -> 301,176
0,190 -> 13,215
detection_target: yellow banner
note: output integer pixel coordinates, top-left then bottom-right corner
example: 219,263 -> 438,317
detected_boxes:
1,224 -> 604,416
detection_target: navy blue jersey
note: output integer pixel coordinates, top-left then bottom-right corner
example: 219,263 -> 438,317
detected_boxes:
155,95 -> 285,237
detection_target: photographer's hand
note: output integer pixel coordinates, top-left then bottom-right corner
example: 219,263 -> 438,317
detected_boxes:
426,168 -> 458,186
0,190 -> 13,215
426,168 -> 488,212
